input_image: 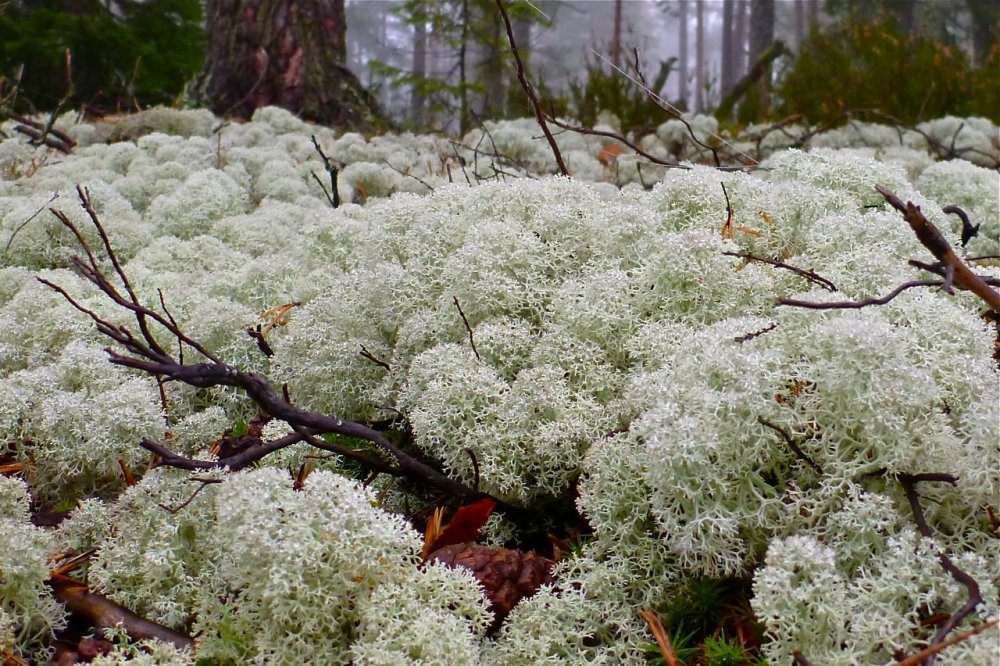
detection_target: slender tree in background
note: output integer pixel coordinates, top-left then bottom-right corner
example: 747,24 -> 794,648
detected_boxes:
720,0 -> 736,99
694,0 -> 704,112
410,10 -> 427,127
677,0 -> 688,107
610,0 -> 623,68
795,0 -> 807,46
734,0 -> 748,80
198,0 -> 385,130
748,0 -> 775,116
966,0 -> 1000,67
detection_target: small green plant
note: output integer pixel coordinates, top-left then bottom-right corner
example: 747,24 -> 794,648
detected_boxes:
702,635 -> 751,666
641,621 -> 699,665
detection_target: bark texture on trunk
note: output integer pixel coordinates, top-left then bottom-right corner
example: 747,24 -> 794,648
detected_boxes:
200,0 -> 385,131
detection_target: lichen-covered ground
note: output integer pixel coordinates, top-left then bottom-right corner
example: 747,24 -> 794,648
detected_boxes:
1,107 -> 998,664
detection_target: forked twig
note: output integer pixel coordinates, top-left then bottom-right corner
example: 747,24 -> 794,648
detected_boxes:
453,296 -> 480,361
724,251 -> 837,292
40,188 -> 487,503
495,0 -> 568,176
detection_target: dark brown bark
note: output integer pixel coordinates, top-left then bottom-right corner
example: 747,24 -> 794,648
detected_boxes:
198,0 -> 386,131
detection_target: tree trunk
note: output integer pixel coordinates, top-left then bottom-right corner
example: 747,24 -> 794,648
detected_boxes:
458,0 -> 470,134
721,0 -> 736,99
794,0 -> 806,47
734,0 -> 748,80
478,6 -> 505,119
199,0 -> 385,131
748,0 -> 775,116
694,0 -> 705,112
410,14 -> 427,127
611,0 -> 623,67
966,0 -> 999,67
678,0 -> 688,107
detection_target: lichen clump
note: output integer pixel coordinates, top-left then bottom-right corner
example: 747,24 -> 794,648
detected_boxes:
0,107 -> 997,663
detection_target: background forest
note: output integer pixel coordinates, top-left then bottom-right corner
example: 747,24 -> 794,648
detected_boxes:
0,0 -> 997,134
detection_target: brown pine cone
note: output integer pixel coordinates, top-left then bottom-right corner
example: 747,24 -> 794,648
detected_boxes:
427,542 -> 554,622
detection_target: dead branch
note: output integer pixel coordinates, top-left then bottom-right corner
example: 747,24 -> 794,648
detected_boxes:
49,580 -> 193,651
941,205 -> 980,249
724,251 -> 838,292
876,185 -> 1000,310
757,416 -> 823,475
310,134 -> 340,208
896,472 -> 983,665
495,0 -> 568,176
543,116 -> 687,170
895,617 -> 999,666
453,296 -> 480,361
778,280 -> 948,310
40,187 -> 486,503
8,112 -> 76,154
359,344 -> 391,371
734,322 -> 778,343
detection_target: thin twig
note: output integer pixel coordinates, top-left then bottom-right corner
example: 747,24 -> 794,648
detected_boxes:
359,344 -> 391,371
4,192 -> 57,253
453,296 -> 480,361
464,447 -> 481,493
157,478 -> 223,514
941,205 -> 980,248
724,251 -> 838,292
757,416 -> 823,474
778,280 -> 943,310
895,617 -> 999,666
311,134 -> 340,208
381,159 -> 435,192
495,0 -> 568,176
896,472 -> 982,666
734,322 -> 778,343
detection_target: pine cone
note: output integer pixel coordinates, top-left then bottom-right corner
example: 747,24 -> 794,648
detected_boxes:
427,542 -> 554,622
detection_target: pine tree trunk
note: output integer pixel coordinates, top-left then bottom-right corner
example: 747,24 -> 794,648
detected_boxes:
199,0 -> 386,131
678,0 -> 688,107
748,0 -> 775,117
410,16 -> 427,127
734,0 -> 748,80
695,0 -> 705,112
611,0 -> 623,67
721,0 -> 736,100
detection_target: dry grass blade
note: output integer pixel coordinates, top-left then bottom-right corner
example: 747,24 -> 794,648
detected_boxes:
639,609 -> 680,666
